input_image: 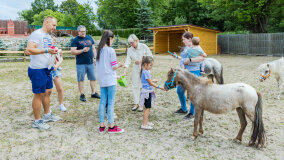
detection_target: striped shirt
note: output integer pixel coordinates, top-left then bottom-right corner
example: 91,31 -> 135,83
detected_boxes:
96,47 -> 119,87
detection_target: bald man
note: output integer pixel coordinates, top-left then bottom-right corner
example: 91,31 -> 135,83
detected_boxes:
26,16 -> 61,130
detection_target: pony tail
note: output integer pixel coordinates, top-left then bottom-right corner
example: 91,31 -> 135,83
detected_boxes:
249,91 -> 266,148
96,30 -> 114,61
140,56 -> 146,78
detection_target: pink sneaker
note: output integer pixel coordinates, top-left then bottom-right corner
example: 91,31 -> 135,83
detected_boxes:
99,126 -> 105,133
108,126 -> 124,134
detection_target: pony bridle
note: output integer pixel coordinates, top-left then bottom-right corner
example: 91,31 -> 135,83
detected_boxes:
259,69 -> 271,81
165,70 -> 178,90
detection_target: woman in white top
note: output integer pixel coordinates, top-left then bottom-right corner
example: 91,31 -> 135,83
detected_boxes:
123,34 -> 153,111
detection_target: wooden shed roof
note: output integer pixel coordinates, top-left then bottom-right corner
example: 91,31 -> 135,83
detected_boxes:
148,24 -> 221,33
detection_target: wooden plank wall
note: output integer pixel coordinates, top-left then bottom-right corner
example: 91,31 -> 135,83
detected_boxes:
189,27 -> 217,55
155,31 -> 168,53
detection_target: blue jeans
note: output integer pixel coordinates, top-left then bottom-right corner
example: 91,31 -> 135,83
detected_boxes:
99,85 -> 116,124
177,70 -> 201,115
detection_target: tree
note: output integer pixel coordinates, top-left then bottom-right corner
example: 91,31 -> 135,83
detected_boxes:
31,0 -> 57,14
148,0 -> 170,26
135,0 -> 153,40
60,0 -> 79,16
198,0 -> 284,33
32,9 -> 65,26
18,9 -> 34,24
96,0 -> 139,29
75,3 -> 96,30
161,0 -> 213,28
63,14 -> 76,27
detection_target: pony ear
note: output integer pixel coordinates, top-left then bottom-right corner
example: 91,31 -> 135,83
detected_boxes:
170,68 -> 174,73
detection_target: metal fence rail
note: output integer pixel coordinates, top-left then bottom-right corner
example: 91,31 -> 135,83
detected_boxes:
218,33 -> 284,56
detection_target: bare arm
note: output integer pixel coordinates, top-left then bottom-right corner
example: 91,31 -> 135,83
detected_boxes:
71,47 -> 90,55
146,79 -> 165,90
113,62 -> 124,71
184,56 -> 206,65
26,42 -> 57,55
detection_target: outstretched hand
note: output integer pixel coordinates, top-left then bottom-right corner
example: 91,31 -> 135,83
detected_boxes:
152,79 -> 158,83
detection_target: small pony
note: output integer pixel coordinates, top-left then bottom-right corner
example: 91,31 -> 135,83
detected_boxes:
164,68 -> 266,148
203,58 -> 224,84
258,57 -> 284,99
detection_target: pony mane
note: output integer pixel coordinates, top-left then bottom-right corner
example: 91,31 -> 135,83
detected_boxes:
180,70 -> 212,86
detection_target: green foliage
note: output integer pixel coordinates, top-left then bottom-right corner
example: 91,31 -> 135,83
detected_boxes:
198,0 -> 284,33
62,14 -> 76,27
60,0 -> 79,15
135,0 -> 153,40
75,3 -> 96,30
31,0 -> 57,14
18,0 -> 96,30
97,0 -> 139,29
174,16 -> 187,25
32,9 -> 65,26
17,10 -> 34,24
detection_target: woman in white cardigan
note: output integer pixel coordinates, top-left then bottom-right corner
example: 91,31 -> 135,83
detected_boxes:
123,34 -> 153,111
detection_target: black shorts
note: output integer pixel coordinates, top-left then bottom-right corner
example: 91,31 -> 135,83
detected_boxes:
144,93 -> 152,108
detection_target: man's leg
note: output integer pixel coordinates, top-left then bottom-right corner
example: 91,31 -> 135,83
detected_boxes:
32,93 -> 44,120
78,81 -> 84,94
90,80 -> 95,93
42,89 -> 52,114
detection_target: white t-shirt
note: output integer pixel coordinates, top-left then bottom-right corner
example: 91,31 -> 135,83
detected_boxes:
96,47 -> 118,87
28,29 -> 52,69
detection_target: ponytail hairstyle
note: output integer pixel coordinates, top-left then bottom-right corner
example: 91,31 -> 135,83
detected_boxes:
140,56 -> 154,77
96,30 -> 114,61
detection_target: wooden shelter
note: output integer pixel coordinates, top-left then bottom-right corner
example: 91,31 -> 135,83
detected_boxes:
148,24 -> 221,55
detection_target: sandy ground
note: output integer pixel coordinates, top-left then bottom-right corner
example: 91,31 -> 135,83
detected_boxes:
0,54 -> 283,160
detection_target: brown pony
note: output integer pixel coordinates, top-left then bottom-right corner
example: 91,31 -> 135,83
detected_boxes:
164,68 -> 266,148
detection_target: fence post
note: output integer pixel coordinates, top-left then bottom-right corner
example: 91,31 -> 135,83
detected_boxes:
268,33 -> 272,56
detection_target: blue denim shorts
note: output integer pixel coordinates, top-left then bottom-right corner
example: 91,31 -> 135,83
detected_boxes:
51,68 -> 62,79
28,67 -> 53,94
76,64 -> 96,82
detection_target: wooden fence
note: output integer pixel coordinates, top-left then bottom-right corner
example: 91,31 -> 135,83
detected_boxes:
218,33 -> 284,56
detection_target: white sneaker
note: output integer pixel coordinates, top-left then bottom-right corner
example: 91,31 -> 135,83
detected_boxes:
148,122 -> 154,126
32,120 -> 50,130
43,113 -> 61,122
58,104 -> 67,112
141,125 -> 153,130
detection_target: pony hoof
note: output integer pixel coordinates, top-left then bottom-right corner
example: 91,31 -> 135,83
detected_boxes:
233,138 -> 242,143
257,144 -> 264,149
199,130 -> 204,135
248,141 -> 255,147
190,136 -> 197,140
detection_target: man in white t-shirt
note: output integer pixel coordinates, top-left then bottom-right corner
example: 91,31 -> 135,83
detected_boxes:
26,16 -> 61,130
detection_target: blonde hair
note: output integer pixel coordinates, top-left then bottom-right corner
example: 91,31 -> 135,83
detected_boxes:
128,34 -> 139,43
192,37 -> 200,45
43,16 -> 56,23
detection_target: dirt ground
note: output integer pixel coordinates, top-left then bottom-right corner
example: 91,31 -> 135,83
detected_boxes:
0,54 -> 283,160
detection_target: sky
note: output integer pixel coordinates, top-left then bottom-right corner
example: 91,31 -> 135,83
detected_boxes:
0,0 -> 97,20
